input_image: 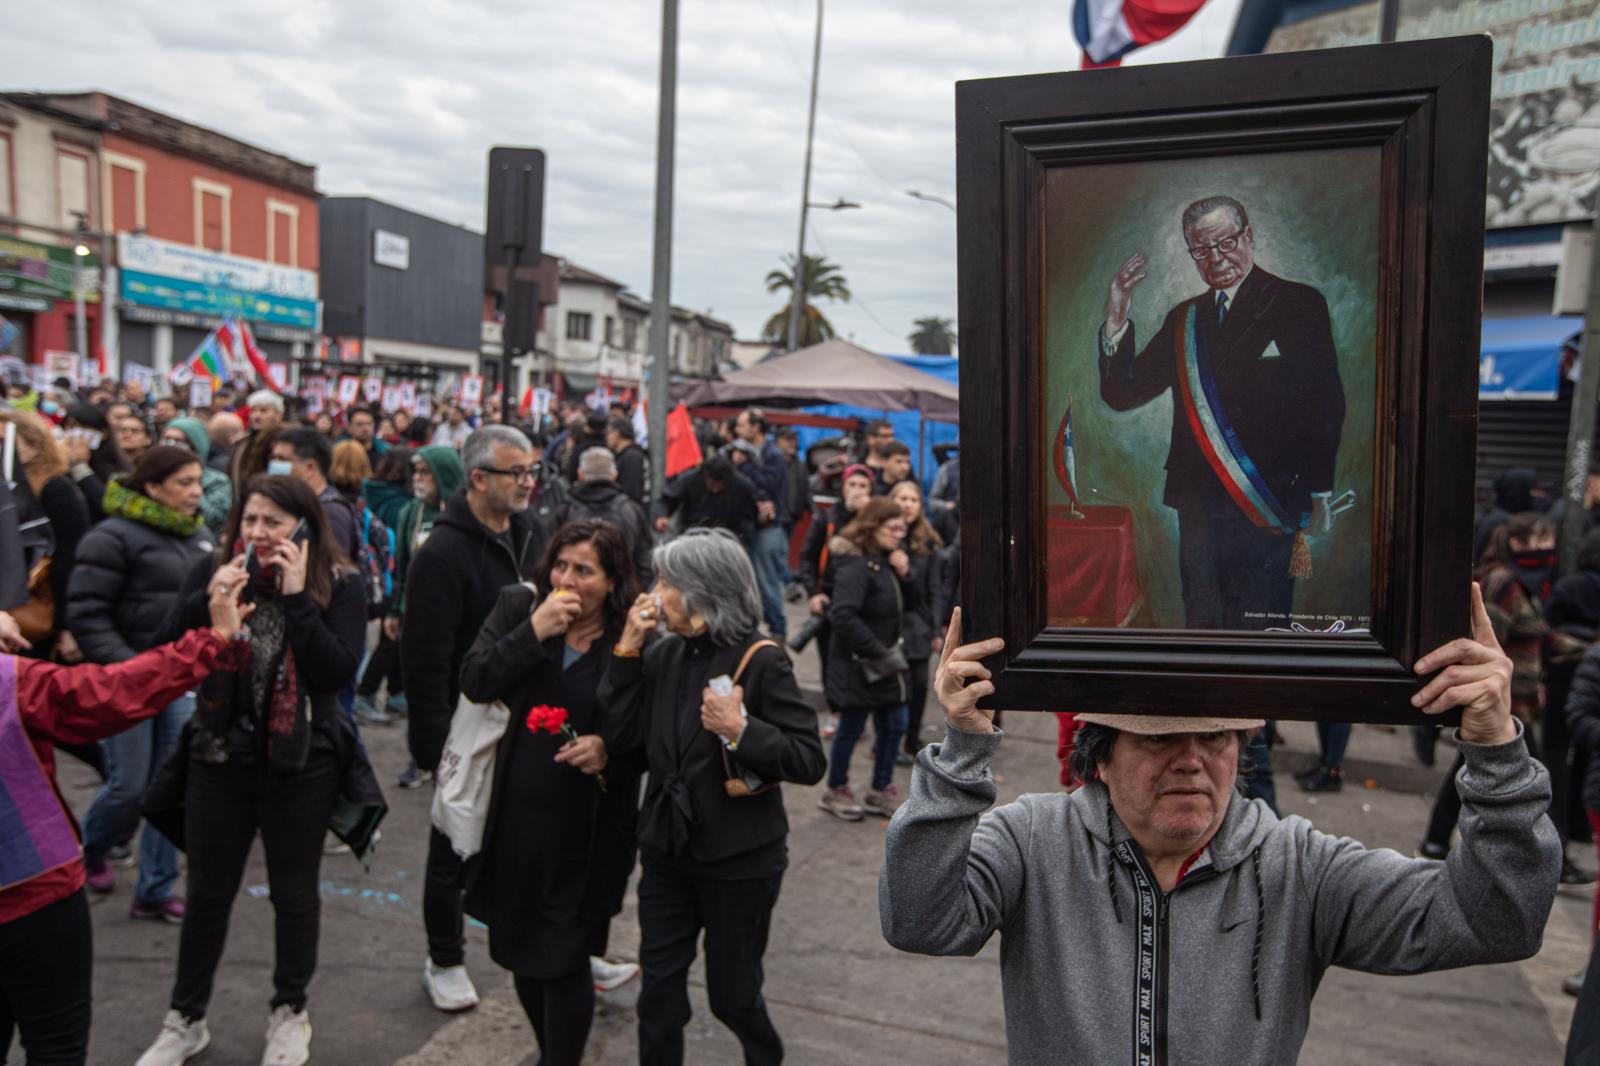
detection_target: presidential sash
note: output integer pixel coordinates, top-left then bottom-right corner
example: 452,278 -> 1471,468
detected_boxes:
1174,305 -> 1315,578
0,655 -> 82,890
1173,305 -> 1299,534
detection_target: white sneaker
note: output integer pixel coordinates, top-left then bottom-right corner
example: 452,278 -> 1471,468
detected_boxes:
423,959 -> 480,1012
590,956 -> 641,992
135,1010 -> 210,1066
261,1004 -> 311,1066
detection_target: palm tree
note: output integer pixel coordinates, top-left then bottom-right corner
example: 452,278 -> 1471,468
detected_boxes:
763,254 -> 851,347
908,316 -> 956,355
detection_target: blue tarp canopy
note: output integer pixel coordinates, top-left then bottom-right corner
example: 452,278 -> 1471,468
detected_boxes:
794,353 -> 959,493
1480,316 -> 1582,400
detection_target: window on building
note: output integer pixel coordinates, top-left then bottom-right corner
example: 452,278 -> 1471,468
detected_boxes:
57,149 -> 91,230
0,134 -> 12,217
623,317 -> 639,352
267,200 -> 298,266
192,179 -> 231,252
567,311 -> 592,341
604,315 -> 616,346
673,332 -> 683,365
104,153 -> 146,235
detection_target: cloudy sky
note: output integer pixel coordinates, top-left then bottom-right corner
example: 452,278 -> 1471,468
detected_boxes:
5,0 -> 1241,352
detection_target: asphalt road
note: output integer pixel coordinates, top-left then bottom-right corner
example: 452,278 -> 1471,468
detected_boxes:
50,605 -> 1592,1065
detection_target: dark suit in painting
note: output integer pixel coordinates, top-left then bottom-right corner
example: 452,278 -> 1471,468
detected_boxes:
1098,266 -> 1345,629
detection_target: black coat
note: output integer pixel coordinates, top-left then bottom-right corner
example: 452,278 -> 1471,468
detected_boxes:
1565,642 -> 1600,813
401,490 -> 540,771
598,631 -> 825,876
1546,571 -> 1600,639
459,585 -> 645,966
655,468 -> 759,543
1099,266 -> 1344,521
824,539 -> 910,711
614,443 -> 649,507
566,479 -> 655,587
799,501 -> 852,597
66,513 -> 217,664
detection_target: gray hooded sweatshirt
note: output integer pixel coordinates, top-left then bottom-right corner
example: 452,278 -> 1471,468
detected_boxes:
880,725 -> 1560,1066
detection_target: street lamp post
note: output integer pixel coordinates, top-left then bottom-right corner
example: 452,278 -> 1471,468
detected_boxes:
786,0 -> 825,353
72,215 -> 91,368
905,189 -> 956,213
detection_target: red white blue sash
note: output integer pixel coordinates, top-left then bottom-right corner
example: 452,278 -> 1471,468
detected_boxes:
1173,305 -> 1298,534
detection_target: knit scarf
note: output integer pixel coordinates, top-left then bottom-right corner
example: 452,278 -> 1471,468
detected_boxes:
103,479 -> 205,537
196,590 -> 312,772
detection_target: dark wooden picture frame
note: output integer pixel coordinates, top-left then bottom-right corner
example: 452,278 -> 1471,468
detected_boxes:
957,37 -> 1492,723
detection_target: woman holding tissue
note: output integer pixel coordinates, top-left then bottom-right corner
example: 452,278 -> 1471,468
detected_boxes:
599,527 -> 826,1066
458,520 -> 645,1066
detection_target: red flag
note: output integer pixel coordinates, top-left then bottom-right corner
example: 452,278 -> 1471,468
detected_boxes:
233,318 -> 279,392
664,403 -> 703,478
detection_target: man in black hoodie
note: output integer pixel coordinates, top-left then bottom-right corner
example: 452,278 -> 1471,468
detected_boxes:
401,425 -> 539,1015
605,414 -> 650,507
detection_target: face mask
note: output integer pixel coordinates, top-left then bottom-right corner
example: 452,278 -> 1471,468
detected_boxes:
267,460 -> 294,477
1511,549 -> 1557,571
40,399 -> 58,415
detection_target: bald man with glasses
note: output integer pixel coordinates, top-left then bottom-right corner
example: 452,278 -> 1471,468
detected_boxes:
1097,194 -> 1346,631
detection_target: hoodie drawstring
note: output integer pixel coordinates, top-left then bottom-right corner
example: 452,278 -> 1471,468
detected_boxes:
1250,845 -> 1264,1022
1105,802 -> 1123,925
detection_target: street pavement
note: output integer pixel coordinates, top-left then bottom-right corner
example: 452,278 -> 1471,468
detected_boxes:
56,600 -> 1592,1065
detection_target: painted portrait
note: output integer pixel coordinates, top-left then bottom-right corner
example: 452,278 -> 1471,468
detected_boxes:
1043,147 -> 1379,632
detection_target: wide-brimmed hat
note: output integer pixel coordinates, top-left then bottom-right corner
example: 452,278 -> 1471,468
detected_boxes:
1073,713 -> 1265,734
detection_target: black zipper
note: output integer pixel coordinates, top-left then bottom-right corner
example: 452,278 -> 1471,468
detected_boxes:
1122,845 -> 1219,1066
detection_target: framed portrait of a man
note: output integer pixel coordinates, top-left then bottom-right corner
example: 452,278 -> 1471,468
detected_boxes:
957,37 -> 1492,722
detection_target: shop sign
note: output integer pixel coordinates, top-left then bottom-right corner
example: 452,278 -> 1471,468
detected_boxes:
0,237 -> 100,302
117,234 -> 319,331
373,229 -> 410,270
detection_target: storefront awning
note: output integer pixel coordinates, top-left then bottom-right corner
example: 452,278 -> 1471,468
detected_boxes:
1480,315 -> 1583,401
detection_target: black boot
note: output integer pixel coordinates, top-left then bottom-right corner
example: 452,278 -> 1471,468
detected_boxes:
1298,766 -> 1343,793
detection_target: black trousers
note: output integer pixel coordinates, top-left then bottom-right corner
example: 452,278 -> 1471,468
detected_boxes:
423,826 -> 466,968
903,657 -> 931,754
637,863 -> 784,1066
171,753 -> 341,1018
1177,508 -> 1296,629
513,969 -> 594,1066
357,628 -> 404,700
0,889 -> 92,1065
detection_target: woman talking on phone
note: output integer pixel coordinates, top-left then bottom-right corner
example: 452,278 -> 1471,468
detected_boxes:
133,476 -> 373,1066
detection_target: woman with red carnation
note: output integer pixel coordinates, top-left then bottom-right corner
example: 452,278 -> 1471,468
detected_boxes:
458,519 -> 645,1066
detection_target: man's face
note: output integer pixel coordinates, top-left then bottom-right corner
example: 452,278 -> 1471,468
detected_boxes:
126,380 -> 147,404
1184,207 -> 1254,291
412,460 -> 438,506
735,412 -> 758,443
450,408 -> 466,426
605,426 -> 623,452
349,412 -> 375,443
271,442 -> 315,485
155,399 -> 178,423
108,403 -> 132,423
884,454 -> 911,485
775,435 -> 797,458
117,418 -> 149,455
1100,731 -> 1238,848
472,444 -> 535,515
250,402 -> 282,433
868,427 -> 895,457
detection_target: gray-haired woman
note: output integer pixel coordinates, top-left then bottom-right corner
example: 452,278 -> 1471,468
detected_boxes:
599,528 -> 825,1066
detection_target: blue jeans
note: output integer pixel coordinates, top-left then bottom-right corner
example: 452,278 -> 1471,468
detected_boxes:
750,524 -> 790,638
827,704 -> 908,792
1241,726 -> 1278,815
1316,722 -> 1351,771
82,694 -> 195,904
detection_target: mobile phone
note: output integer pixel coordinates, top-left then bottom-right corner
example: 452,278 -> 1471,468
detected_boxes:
289,518 -> 309,546
239,541 -> 258,604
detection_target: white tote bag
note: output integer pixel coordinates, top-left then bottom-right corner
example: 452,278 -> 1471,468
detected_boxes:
430,695 -> 512,859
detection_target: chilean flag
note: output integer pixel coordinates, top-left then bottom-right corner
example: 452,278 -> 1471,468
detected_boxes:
1074,0 -> 1211,68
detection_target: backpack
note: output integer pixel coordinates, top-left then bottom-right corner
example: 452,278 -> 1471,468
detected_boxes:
350,500 -> 396,619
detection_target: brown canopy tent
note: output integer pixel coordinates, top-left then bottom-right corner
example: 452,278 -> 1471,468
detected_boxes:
678,339 -> 959,420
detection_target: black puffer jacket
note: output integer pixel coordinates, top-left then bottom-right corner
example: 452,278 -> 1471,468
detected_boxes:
1564,641 -> 1600,813
901,549 -> 937,664
824,536 -> 909,711
66,498 -> 217,664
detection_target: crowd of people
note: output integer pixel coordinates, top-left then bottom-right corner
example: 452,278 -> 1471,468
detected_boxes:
0,367 -> 1594,1064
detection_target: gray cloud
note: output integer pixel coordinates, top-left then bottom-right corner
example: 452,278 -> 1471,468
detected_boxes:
4,0 -> 1239,351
